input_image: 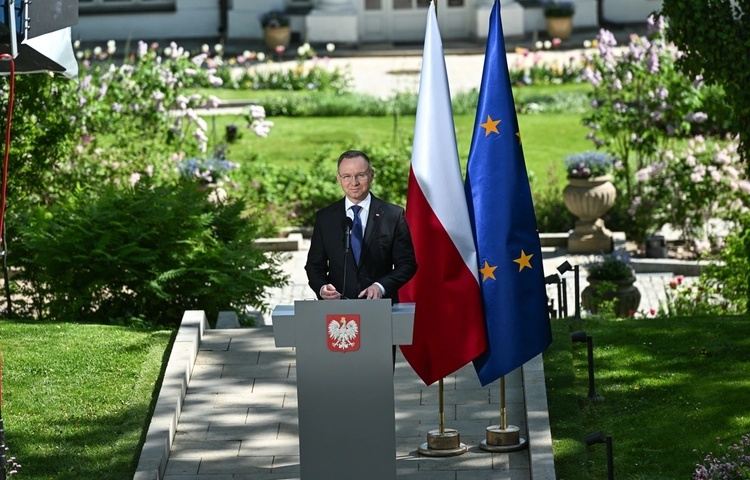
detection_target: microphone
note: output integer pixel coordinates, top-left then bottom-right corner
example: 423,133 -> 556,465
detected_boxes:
341,217 -> 353,300
342,217 -> 353,254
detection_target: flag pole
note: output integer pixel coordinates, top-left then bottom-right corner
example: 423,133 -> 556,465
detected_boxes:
417,378 -> 468,457
439,378 -> 444,433
480,376 -> 527,452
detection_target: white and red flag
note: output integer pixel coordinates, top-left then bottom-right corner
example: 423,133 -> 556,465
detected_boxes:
399,1 -> 487,385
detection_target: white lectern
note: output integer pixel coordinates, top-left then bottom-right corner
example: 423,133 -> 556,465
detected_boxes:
272,300 -> 415,480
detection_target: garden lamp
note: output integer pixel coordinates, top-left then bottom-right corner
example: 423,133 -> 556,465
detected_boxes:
556,260 -> 573,274
544,273 -> 562,319
585,431 -> 614,480
571,331 -> 604,400
556,261 -> 573,317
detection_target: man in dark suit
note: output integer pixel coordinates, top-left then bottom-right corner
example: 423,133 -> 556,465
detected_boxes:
305,150 -> 417,301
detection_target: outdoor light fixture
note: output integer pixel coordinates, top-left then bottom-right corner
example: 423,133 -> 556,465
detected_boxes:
556,260 -> 573,274
556,261 -> 572,317
585,431 -> 614,480
544,273 -> 560,285
571,331 -> 603,400
556,260 -> 580,319
544,273 -> 562,319
573,265 -> 581,320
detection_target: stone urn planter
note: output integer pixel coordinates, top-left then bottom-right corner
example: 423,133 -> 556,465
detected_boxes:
264,26 -> 291,50
546,17 -> 573,39
581,275 -> 642,318
544,1 -> 575,39
563,175 -> 616,254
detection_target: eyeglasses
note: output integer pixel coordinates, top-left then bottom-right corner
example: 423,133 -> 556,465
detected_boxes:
338,171 -> 371,183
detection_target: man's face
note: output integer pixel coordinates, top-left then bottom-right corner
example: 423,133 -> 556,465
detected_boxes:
337,156 -> 374,203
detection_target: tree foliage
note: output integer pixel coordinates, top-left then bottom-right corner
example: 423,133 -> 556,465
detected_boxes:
660,0 -> 750,164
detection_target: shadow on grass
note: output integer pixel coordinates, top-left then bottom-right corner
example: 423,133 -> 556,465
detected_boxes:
546,314 -> 750,479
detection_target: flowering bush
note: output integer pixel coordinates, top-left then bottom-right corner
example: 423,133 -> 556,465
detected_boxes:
564,151 -> 613,178
245,104 -> 274,138
509,47 -> 586,86
659,274 -> 735,316
177,156 -> 238,187
3,38 -> 288,324
630,135 -> 750,252
693,434 -> 750,480
585,251 -> 635,281
581,15 -> 731,244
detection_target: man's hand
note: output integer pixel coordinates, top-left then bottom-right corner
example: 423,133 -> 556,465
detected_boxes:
358,284 -> 383,299
321,284 -> 342,300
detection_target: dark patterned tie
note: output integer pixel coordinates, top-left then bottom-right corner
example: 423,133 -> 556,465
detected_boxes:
351,205 -> 363,265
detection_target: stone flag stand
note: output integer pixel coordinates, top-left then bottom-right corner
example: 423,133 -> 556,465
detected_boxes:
272,300 -> 414,480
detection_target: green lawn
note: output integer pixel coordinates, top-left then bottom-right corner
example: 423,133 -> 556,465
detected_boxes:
546,314 -> 750,479
209,111 -> 591,181
0,321 -> 173,480
2,314 -> 748,479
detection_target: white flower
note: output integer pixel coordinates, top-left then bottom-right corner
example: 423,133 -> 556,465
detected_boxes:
257,52 -> 266,61
248,105 -> 266,120
129,172 -> 141,187
202,44 -> 210,53
214,43 -> 223,53
206,95 -> 221,109
326,43 -> 335,52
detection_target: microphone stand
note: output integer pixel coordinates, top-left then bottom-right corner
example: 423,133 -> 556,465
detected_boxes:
341,218 -> 353,300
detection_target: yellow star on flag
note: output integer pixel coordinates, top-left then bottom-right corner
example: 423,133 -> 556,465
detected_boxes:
480,115 -> 501,137
513,250 -> 534,272
479,260 -> 497,282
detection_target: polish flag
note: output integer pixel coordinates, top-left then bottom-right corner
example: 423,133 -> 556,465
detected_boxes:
399,1 -> 488,386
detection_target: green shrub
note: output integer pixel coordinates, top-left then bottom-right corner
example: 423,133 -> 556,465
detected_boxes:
531,166 -> 576,233
0,74 -> 77,205
258,91 -> 418,117
699,211 -> 750,314
237,141 -> 412,230
9,179 -> 286,325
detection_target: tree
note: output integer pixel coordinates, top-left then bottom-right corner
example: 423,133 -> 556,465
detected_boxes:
660,0 -> 750,165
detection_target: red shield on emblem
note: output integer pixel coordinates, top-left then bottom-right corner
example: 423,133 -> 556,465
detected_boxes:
326,314 -> 360,352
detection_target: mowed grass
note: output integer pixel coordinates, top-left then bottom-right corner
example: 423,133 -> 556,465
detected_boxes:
0,321 -> 173,480
208,111 -> 591,180
546,314 -> 750,479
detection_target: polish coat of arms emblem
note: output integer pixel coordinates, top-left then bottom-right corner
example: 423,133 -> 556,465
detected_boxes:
326,314 -> 360,352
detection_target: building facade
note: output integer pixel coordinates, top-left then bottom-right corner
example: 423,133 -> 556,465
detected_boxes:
72,0 -> 663,45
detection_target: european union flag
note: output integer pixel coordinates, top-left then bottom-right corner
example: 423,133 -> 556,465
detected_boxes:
464,0 -> 552,387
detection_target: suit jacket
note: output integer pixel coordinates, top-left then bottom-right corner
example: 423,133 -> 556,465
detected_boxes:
305,195 -> 417,302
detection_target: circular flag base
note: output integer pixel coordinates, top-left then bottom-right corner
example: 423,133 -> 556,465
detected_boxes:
479,424 -> 528,452
417,428 -> 468,457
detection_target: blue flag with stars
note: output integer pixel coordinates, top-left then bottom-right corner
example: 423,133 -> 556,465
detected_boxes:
465,0 -> 552,387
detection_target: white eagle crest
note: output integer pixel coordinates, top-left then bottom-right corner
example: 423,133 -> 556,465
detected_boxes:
328,317 -> 359,350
